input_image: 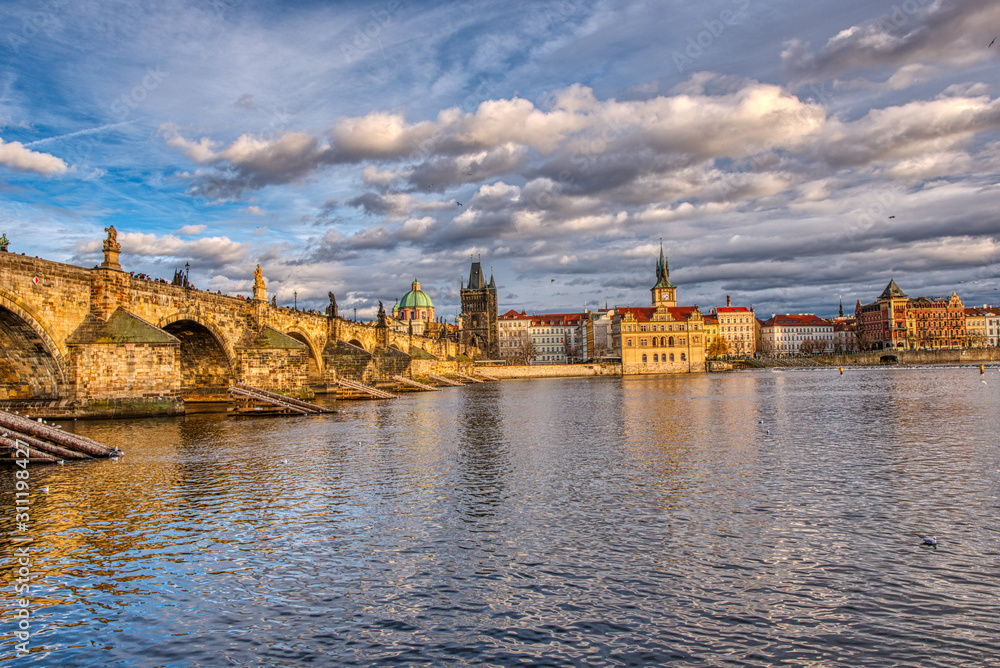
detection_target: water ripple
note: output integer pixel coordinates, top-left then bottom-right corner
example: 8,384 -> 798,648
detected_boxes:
2,368 -> 999,666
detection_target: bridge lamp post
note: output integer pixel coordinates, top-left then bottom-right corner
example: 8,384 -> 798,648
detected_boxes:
294,290 -> 297,310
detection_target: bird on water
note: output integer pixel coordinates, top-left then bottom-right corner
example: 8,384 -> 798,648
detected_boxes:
914,533 -> 938,548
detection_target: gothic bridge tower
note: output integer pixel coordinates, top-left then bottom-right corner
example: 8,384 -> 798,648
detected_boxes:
460,256 -> 499,359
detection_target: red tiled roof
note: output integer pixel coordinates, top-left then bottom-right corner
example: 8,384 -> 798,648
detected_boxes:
618,306 -> 699,321
529,312 -> 586,326
704,315 -> 718,325
668,306 -> 699,319
715,306 -> 752,314
762,314 -> 832,327
617,307 -> 655,321
499,309 -> 531,320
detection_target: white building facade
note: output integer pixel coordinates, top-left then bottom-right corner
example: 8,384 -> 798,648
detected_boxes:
530,313 -> 584,364
711,303 -> 756,355
761,314 -> 834,354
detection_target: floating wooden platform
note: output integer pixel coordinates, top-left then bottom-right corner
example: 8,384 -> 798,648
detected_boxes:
335,378 -> 397,400
427,373 -> 465,387
453,372 -> 484,384
391,375 -> 440,392
0,409 -> 122,464
228,383 -> 335,416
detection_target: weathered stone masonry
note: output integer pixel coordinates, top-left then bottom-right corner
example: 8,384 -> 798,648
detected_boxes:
0,248 -> 473,415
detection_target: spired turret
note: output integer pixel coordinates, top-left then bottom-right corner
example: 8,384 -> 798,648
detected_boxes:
651,242 -> 676,307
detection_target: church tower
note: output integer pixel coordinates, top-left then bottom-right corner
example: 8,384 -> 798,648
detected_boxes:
460,256 -> 499,359
651,243 -> 677,307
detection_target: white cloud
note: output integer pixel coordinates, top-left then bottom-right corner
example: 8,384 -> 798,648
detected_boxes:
783,0 -> 1000,82
120,232 -> 250,265
0,136 -> 68,175
178,224 -> 207,235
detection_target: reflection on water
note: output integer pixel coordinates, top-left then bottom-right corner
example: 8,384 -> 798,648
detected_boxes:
3,367 -> 1000,667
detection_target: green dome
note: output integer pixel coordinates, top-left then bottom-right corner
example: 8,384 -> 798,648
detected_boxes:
399,279 -> 434,309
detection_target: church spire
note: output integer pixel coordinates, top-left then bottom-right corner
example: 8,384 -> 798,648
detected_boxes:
651,242 -> 677,307
653,241 -> 675,291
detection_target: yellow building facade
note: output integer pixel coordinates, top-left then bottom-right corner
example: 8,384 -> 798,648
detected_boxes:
612,247 -> 706,374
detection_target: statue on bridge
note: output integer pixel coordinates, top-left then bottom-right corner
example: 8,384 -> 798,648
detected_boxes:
103,226 -> 121,252
253,264 -> 266,301
326,291 -> 338,318
101,225 -> 122,271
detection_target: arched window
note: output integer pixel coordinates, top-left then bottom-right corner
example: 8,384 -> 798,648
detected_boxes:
681,353 -> 686,361
669,353 -> 675,362
642,354 -> 647,363
668,336 -> 674,346
653,354 -> 659,362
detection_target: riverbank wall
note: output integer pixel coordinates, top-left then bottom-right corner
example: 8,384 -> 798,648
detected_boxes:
477,363 -> 621,379
721,348 -> 999,370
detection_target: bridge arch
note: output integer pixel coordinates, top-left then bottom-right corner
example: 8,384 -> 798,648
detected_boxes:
0,291 -> 68,400
347,338 -> 367,352
285,329 -> 324,385
158,313 -> 237,392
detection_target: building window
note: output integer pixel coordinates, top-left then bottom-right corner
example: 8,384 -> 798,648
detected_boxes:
668,336 -> 674,346
642,354 -> 647,363
669,353 -> 675,362
653,354 -> 659,362
681,353 -> 686,361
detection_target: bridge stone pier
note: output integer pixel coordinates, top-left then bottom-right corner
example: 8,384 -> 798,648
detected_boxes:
0,233 -> 472,417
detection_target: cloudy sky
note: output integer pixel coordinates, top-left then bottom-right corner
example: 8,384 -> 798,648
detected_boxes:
2,0 -> 999,319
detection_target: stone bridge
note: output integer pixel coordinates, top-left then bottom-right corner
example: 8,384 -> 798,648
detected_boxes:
0,241 -> 471,415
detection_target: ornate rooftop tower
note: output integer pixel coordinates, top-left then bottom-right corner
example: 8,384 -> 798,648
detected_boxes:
651,242 -> 677,307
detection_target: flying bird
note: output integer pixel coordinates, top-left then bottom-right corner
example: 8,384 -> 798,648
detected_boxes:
914,533 -> 938,548
888,215 -> 895,219
990,36 -> 996,48
456,201 -> 463,206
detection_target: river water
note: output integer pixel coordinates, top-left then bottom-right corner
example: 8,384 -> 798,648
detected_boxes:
3,366 -> 1000,667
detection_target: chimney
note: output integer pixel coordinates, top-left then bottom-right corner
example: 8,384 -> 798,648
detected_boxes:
726,295 -> 731,307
